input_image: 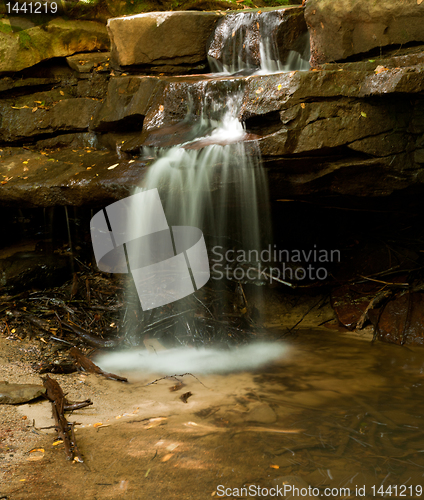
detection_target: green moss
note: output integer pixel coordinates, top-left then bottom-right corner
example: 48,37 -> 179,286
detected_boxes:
18,31 -> 33,49
0,22 -> 13,34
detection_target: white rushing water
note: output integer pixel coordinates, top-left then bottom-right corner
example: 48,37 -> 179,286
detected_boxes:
208,10 -> 310,75
136,92 -> 268,253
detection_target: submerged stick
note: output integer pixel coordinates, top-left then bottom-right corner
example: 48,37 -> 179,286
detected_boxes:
42,375 -> 92,462
144,373 -> 208,389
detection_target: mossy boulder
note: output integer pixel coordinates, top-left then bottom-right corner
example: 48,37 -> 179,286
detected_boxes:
0,19 -> 109,74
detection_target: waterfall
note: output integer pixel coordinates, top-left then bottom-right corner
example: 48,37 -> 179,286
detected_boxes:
207,9 -> 310,75
138,90 -> 268,255
117,9 -> 311,345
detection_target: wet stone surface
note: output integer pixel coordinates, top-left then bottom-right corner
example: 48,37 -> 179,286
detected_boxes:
0,382 -> 46,405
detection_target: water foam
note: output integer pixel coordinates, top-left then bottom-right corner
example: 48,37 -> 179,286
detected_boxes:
95,342 -> 287,375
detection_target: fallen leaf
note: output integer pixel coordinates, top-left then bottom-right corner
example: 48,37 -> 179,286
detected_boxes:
300,103 -> 306,109
93,422 -> 103,428
60,90 -> 65,96
53,440 -> 63,446
108,163 -> 119,170
277,84 -> 282,90
255,87 -> 264,94
270,465 -> 280,469
418,0 -> 423,5
161,453 -> 173,462
29,448 -> 44,453
361,111 -> 367,118
375,65 -> 389,74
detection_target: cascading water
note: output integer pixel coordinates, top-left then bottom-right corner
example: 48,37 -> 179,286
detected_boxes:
116,9 -> 311,350
207,8 -> 310,75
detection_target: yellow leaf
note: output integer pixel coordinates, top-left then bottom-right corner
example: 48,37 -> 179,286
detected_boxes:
270,465 -> 280,469
418,0 -> 423,5
161,453 -> 173,462
300,103 -> 306,109
53,440 -> 63,446
108,163 -> 119,170
93,422 -> 103,428
60,91 -> 65,96
29,448 -> 44,453
277,84 -> 282,90
32,107 -> 38,112
23,161 -> 28,164
361,111 -> 367,118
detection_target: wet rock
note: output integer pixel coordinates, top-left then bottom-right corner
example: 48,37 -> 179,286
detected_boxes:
108,11 -> 223,72
36,132 -> 98,149
244,403 -> 277,424
92,76 -> 165,132
76,72 -> 110,99
0,381 -> 46,405
369,293 -> 424,346
207,6 -> 307,72
0,96 -> 101,142
66,52 -> 111,73
0,148 -> 148,207
0,19 -> 109,74
305,0 -> 424,66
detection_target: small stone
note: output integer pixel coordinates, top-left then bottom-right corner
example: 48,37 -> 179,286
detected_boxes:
0,382 -> 46,405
